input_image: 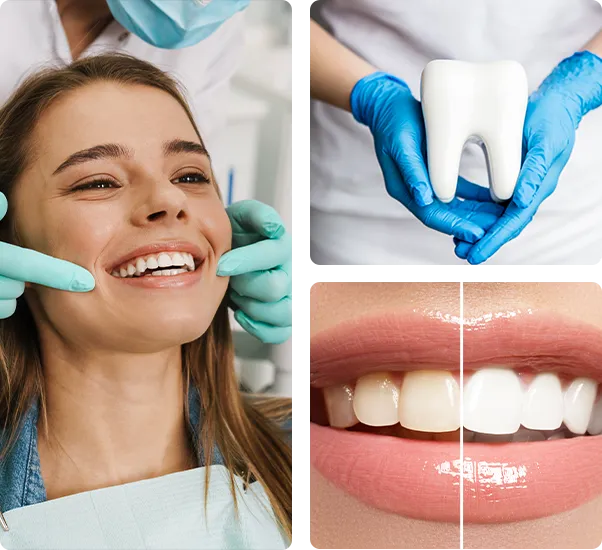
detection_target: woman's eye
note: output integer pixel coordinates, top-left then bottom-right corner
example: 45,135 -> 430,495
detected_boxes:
73,179 -> 118,191
173,172 -> 211,185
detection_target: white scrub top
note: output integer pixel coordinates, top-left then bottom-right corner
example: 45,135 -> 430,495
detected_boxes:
0,0 -> 244,166
310,0 -> 602,264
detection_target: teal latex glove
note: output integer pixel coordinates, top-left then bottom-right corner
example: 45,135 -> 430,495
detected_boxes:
350,72 -> 504,243
217,200 -> 291,345
0,192 -> 95,318
455,51 -> 602,264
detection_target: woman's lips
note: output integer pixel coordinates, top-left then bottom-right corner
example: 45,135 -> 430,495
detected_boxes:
110,262 -> 204,289
311,310 -> 602,524
311,424 -> 602,523
311,310 -> 602,387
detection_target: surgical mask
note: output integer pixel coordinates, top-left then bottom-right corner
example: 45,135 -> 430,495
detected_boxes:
106,0 -> 250,49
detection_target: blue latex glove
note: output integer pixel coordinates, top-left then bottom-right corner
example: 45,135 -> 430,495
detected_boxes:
217,200 -> 291,345
0,192 -> 95,318
456,51 -> 602,264
350,72 -> 503,242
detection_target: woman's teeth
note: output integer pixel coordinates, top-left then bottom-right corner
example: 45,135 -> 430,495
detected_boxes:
322,367 -> 602,440
111,251 -> 196,278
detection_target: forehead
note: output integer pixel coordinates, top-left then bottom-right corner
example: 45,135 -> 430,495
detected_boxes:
32,82 -> 200,164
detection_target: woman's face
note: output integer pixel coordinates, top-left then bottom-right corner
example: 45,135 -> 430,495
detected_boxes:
311,283 -> 602,549
12,82 -> 231,352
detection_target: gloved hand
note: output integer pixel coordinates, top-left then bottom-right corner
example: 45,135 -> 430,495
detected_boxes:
350,71 -> 504,243
455,51 -> 602,264
217,200 -> 291,345
0,192 -> 95,318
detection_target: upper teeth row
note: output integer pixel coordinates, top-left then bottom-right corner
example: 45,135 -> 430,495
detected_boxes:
111,251 -> 196,278
323,368 -> 602,437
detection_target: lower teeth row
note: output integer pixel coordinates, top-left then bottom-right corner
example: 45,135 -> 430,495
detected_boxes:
111,267 -> 191,278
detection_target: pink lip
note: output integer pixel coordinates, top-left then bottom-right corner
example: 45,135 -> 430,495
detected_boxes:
311,310 -> 602,524
107,241 -> 204,273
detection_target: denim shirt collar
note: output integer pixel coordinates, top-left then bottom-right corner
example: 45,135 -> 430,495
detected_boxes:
0,387 -> 223,514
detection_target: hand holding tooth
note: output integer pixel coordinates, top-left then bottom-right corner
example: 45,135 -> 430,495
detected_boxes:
350,71 -> 504,242
455,51 -> 602,264
0,192 -> 95,319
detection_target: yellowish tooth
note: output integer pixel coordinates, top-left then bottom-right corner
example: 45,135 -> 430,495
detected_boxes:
398,370 -> 460,433
353,372 -> 400,426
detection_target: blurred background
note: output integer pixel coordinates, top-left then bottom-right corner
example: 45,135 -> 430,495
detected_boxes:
212,1 -> 292,398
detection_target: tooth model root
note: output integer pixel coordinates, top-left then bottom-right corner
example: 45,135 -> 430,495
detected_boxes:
421,60 -> 528,203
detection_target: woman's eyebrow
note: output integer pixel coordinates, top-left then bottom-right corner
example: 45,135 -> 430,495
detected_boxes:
52,140 -> 208,176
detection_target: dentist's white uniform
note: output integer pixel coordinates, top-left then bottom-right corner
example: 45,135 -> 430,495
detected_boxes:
311,0 -> 602,264
0,0 -> 244,172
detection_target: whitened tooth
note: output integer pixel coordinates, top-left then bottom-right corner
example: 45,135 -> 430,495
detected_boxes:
136,257 -> 147,275
111,271 -> 119,277
146,256 -> 159,269
353,372 -> 399,426
185,254 -> 195,270
171,252 -> 185,267
324,384 -> 358,428
170,269 -> 179,276
157,253 -> 172,268
521,373 -> 563,430
119,268 -> 127,278
564,378 -> 598,434
151,270 -> 162,277
126,264 -> 136,276
464,367 -> 522,435
398,370 -> 459,432
587,395 -> 602,435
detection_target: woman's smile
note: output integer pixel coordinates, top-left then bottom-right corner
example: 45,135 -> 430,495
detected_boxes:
311,283 -> 602,528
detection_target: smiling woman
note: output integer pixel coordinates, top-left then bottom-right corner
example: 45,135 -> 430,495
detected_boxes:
311,282 -> 602,549
0,54 -> 291,549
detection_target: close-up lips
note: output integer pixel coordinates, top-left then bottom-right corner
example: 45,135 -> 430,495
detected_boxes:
310,308 -> 602,525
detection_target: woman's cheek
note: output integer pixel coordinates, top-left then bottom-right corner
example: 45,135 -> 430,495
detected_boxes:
201,201 -> 233,257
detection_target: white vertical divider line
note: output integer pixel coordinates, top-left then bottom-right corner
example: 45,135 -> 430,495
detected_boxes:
460,281 -> 464,550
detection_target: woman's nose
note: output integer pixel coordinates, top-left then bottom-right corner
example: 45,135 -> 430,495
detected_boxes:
132,179 -> 189,226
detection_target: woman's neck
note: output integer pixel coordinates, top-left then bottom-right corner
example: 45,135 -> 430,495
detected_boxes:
37,344 -> 198,501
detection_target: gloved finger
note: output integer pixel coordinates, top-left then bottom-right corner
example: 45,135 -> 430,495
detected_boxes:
0,192 -> 7,219
0,241 -> 95,291
466,209 -> 531,265
454,240 -> 471,260
217,233 -> 291,277
455,177 -> 495,202
231,291 -> 291,327
227,199 -> 286,239
512,140 -> 557,209
390,133 -> 434,207
378,152 -> 485,242
453,198 -> 505,217
0,299 -> 17,319
229,267 -> 291,303
234,309 -> 292,345
0,275 -> 25,299
462,209 -> 503,233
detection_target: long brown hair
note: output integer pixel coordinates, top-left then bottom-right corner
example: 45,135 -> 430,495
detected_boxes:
0,54 -> 291,538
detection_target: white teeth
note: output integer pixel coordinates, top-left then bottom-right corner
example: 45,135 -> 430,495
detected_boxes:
564,378 -> 598,435
464,368 -> 522,435
120,268 -> 127,278
587,395 -> 602,435
146,256 -> 159,269
521,373 -> 563,431
184,253 -> 195,270
157,253 -> 172,268
421,60 -> 528,203
136,257 -> 147,275
353,372 -> 400,426
126,263 -> 136,276
324,384 -> 358,429
171,252 -> 185,267
398,370 -> 459,432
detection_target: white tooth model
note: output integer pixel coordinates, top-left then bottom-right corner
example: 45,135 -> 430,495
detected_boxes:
420,60 -> 528,203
